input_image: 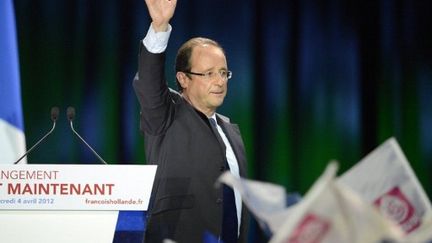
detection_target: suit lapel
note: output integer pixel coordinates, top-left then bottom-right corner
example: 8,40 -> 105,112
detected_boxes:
216,116 -> 247,177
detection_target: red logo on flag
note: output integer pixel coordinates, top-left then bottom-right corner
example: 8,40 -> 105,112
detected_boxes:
288,213 -> 330,243
374,186 -> 420,233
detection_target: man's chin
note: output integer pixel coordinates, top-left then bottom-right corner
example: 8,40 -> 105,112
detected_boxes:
210,98 -> 225,109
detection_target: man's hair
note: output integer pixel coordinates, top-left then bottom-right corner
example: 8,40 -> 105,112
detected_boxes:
175,37 -> 225,92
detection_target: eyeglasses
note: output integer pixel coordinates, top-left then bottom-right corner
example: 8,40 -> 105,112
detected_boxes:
183,70 -> 233,80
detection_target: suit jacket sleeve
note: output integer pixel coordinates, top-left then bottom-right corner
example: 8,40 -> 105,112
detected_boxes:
132,44 -> 175,136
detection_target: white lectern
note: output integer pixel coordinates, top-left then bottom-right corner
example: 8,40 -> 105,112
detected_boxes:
0,164 -> 157,243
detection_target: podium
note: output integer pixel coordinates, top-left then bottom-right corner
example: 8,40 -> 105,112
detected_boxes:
0,164 -> 157,243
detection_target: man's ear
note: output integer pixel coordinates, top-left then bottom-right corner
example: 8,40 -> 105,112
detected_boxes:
176,72 -> 189,89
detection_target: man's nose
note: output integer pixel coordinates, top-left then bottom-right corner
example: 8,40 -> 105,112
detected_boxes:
214,75 -> 226,86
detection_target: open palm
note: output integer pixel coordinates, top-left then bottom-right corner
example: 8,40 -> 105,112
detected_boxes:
145,0 -> 177,29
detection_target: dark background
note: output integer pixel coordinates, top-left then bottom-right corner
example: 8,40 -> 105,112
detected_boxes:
14,0 -> 432,241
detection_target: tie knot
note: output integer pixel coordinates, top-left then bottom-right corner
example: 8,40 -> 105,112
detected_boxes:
209,118 -> 217,127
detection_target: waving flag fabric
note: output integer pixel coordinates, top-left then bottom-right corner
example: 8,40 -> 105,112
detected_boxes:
339,138 -> 432,234
269,163 -> 403,243
0,0 -> 26,164
218,171 -> 288,234
402,213 -> 432,242
218,171 -> 299,235
220,139 -> 431,242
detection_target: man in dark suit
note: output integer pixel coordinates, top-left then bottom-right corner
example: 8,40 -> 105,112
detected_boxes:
133,0 -> 249,242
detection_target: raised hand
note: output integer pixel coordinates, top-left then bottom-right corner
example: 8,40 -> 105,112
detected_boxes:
145,0 -> 177,32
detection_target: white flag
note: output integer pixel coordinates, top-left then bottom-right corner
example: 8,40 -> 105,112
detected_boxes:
218,171 -> 293,234
270,162 -> 403,243
338,137 -> 432,234
401,212 -> 432,243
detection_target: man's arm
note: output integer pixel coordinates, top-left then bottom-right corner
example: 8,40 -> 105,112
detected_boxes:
142,0 -> 176,53
132,0 -> 178,135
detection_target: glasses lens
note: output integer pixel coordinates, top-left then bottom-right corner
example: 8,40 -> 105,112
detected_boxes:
226,71 -> 232,80
218,70 -> 232,80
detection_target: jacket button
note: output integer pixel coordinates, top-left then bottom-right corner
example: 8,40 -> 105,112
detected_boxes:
216,198 -> 223,204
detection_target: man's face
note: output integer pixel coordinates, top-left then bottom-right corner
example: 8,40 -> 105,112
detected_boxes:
179,44 -> 228,117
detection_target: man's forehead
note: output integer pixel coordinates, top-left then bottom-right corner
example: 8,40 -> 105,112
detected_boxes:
192,44 -> 224,57
193,43 -> 219,51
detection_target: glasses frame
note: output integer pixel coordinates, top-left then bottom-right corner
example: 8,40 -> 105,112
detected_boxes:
183,70 -> 233,80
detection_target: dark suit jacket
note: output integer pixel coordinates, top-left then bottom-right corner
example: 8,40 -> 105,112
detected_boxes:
133,44 -> 249,243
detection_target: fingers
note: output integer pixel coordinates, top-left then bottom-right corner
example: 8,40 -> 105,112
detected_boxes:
145,0 -> 177,28
145,0 -> 177,32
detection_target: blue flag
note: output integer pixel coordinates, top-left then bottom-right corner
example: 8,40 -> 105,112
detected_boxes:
0,0 -> 26,164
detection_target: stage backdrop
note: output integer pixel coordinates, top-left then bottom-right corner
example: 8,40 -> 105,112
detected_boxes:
13,0 -> 432,242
